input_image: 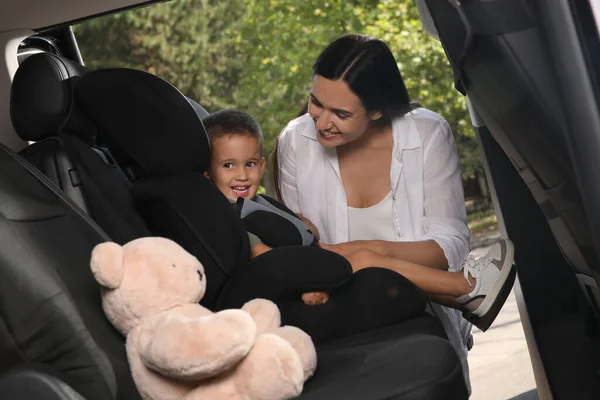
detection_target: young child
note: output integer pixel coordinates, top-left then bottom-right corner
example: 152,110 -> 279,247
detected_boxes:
203,109 -> 516,325
203,110 -> 268,254
203,109 -> 329,305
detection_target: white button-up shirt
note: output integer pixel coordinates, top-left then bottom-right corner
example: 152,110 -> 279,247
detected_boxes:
277,107 -> 473,390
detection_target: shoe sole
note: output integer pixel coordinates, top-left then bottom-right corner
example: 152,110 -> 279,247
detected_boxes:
463,240 -> 516,331
475,240 -> 515,316
463,265 -> 516,332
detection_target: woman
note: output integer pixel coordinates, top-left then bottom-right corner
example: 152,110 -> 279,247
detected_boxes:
273,34 -> 515,391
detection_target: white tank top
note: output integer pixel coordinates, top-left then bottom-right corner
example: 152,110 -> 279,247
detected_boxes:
348,191 -> 397,241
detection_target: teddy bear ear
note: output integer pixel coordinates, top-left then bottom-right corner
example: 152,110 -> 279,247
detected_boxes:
90,242 -> 124,289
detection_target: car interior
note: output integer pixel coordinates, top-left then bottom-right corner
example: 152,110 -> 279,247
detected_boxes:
0,0 -> 599,399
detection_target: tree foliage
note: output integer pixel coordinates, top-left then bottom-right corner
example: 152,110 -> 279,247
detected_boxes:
74,0 -> 246,111
73,0 -> 483,183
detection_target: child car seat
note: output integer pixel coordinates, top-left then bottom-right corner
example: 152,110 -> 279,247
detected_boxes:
71,67 -> 429,345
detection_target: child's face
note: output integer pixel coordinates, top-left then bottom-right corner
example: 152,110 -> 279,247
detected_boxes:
208,133 -> 266,201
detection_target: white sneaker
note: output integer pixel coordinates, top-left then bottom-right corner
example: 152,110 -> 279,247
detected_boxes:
456,238 -> 515,318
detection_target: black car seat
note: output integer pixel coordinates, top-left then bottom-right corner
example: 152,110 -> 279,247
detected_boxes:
75,67 -> 251,308
69,68 -> 425,329
10,53 -> 151,244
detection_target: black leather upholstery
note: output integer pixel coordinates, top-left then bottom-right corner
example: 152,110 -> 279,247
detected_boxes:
10,53 -> 88,142
303,317 -> 467,399
0,144 -> 140,400
11,53 -> 91,214
0,367 -> 86,400
18,137 -> 90,214
11,54 -> 151,244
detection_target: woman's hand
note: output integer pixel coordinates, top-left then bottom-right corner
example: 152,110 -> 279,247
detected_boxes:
346,248 -> 378,272
297,213 -> 320,241
318,240 -> 373,258
320,242 -> 378,272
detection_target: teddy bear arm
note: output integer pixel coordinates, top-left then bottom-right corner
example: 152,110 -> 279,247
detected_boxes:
139,311 -> 257,380
241,298 -> 281,335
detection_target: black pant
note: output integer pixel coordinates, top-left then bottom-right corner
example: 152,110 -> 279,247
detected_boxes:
218,246 -> 427,345
278,267 -> 427,344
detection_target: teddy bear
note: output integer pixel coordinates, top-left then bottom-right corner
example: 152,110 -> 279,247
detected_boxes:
90,236 -> 317,400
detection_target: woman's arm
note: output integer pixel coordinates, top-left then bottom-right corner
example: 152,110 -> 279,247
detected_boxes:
345,248 -> 470,297
418,120 -> 470,271
370,119 -> 470,271
319,239 -> 448,270
369,239 -> 448,269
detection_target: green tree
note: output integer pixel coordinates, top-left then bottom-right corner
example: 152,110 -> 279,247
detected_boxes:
74,0 -> 247,112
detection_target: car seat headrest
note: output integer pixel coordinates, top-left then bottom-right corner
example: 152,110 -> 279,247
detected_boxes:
74,68 -> 211,177
10,53 -> 88,142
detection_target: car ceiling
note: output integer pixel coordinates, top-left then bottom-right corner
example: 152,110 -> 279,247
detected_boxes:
0,0 -> 164,32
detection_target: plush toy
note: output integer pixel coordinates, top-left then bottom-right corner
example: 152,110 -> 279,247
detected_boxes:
90,237 -> 317,400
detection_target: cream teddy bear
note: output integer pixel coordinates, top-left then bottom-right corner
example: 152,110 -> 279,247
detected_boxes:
90,237 -> 316,400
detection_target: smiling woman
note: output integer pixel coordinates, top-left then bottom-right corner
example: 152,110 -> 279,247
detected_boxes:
273,33 -> 517,395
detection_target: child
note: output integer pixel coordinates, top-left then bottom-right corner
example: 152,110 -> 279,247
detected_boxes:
203,110 -> 268,254
203,109 -> 329,305
203,110 -> 515,326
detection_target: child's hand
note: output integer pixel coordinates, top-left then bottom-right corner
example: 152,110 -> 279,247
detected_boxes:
297,213 -> 320,241
301,291 -> 330,306
318,241 -> 363,258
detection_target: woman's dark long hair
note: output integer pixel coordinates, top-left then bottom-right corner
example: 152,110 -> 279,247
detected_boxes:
272,34 -> 418,202
313,34 -> 414,121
